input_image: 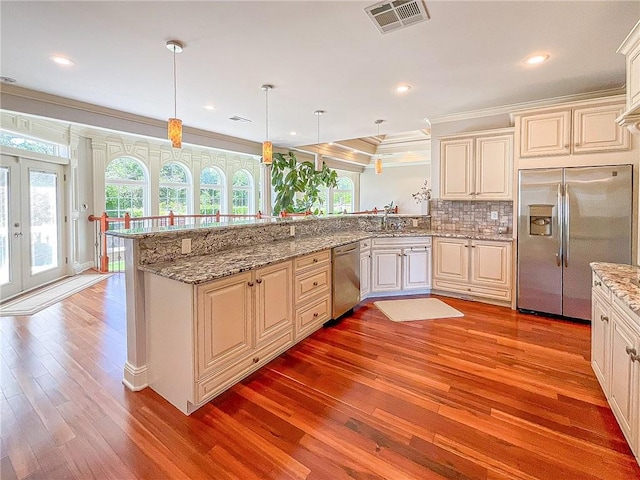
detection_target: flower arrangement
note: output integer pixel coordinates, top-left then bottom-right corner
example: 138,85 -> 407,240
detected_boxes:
412,180 -> 431,204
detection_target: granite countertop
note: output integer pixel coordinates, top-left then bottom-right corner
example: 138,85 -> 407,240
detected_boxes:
591,262 -> 640,316
140,229 -> 513,285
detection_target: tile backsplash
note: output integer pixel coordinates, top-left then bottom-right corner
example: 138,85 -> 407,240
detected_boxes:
429,199 -> 513,235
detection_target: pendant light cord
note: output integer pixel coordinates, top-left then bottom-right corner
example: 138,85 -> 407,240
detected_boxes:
173,48 -> 177,118
265,88 -> 269,141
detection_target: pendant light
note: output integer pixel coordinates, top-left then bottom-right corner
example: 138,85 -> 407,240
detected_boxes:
314,110 -> 325,171
374,119 -> 384,174
261,84 -> 273,165
166,40 -> 184,149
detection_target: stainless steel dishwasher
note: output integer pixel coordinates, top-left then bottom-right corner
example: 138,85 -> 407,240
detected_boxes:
332,242 -> 360,319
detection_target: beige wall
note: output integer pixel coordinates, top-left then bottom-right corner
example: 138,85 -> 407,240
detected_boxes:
360,163 -> 431,215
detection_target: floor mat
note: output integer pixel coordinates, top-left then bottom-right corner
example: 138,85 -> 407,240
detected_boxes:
374,298 -> 464,322
1,274 -> 111,316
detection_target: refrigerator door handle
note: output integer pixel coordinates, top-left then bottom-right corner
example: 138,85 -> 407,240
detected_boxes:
557,184 -> 563,267
564,185 -> 570,268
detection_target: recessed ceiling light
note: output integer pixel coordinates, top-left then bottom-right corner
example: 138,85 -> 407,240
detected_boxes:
49,55 -> 74,66
290,131 -> 297,136
328,142 -> 334,146
524,54 -> 550,65
204,105 -> 215,110
396,84 -> 412,93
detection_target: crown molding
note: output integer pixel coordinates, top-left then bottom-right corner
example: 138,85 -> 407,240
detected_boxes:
429,87 -> 626,125
0,84 -> 262,156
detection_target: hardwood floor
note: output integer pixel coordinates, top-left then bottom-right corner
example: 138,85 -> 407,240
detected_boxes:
2,273 -> 639,479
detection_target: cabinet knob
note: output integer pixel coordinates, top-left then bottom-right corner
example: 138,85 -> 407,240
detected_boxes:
631,353 -> 640,363
252,357 -> 259,363
247,281 -> 254,287
594,281 -> 602,287
313,281 -> 318,286
471,245 -> 476,248
256,278 -> 263,284
313,312 -> 319,318
313,258 -> 318,263
600,315 -> 609,322
625,346 -> 637,357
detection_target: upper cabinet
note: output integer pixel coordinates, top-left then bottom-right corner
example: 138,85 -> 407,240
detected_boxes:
440,129 -> 513,200
519,101 -> 630,158
617,20 -> 640,134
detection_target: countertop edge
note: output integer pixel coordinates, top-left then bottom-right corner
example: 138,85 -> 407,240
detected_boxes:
591,262 -> 640,317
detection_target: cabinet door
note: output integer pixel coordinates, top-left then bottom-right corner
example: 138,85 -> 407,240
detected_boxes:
572,104 -> 630,153
470,241 -> 511,288
403,247 -> 431,290
433,238 -> 469,282
196,272 -> 253,379
372,249 -> 402,292
609,309 -> 637,443
440,138 -> 474,199
628,41 -> 640,110
475,135 -> 512,200
591,291 -> 611,393
360,251 -> 371,297
255,261 -> 293,347
520,111 -> 571,157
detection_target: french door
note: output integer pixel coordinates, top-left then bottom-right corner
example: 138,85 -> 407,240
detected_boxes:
1,155 -> 66,301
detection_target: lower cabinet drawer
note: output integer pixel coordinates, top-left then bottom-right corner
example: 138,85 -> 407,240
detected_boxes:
195,329 -> 293,405
295,294 -> 331,339
433,278 -> 511,301
295,266 -> 331,304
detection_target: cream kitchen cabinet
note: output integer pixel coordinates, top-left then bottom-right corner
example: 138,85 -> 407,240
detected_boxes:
440,130 -> 513,200
144,260 -> 294,415
293,249 -> 332,341
590,269 -> 640,464
518,101 -> 630,158
618,20 -> 640,115
371,237 -> 431,294
591,273 -> 611,392
432,237 -> 512,303
360,239 -> 372,298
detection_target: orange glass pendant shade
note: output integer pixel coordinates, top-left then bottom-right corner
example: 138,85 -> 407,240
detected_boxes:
168,118 -> 182,148
375,157 -> 383,174
262,140 -> 273,165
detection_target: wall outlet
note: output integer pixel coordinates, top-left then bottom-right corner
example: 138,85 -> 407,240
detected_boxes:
412,219 -> 418,227
290,225 -> 295,237
490,211 -> 498,220
181,238 -> 192,254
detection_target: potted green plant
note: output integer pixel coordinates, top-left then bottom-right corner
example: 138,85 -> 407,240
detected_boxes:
271,151 -> 338,215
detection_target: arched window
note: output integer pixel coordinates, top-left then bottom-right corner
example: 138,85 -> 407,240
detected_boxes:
200,166 -> 225,215
105,157 -> 148,218
332,177 -> 354,213
231,170 -> 253,215
159,162 -> 191,215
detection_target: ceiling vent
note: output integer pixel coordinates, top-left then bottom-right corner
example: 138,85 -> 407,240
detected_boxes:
365,0 -> 430,34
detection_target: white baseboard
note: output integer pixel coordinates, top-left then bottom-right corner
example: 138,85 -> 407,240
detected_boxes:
122,362 -> 148,391
73,261 -> 97,274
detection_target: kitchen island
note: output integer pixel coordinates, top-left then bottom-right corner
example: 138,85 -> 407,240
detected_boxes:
109,214 -> 513,413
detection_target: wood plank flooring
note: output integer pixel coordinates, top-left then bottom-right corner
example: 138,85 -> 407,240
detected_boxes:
2,273 -> 639,479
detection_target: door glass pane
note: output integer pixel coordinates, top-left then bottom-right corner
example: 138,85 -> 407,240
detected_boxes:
29,170 -> 58,274
0,167 -> 9,284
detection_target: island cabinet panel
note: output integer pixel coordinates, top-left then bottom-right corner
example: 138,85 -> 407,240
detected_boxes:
196,272 -> 253,379
145,258 -> 295,415
591,282 -> 611,392
255,261 -> 293,347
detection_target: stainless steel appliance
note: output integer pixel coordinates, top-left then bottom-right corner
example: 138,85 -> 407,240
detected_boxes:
517,165 -> 632,321
332,242 -> 360,319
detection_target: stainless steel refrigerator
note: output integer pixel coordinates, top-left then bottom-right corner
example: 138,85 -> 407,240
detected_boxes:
517,165 -> 632,321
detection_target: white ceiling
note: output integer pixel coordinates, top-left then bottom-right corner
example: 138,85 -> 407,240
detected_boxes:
0,1 -> 638,150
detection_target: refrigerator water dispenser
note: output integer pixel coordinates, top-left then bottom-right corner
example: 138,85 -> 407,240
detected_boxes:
528,205 -> 553,236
